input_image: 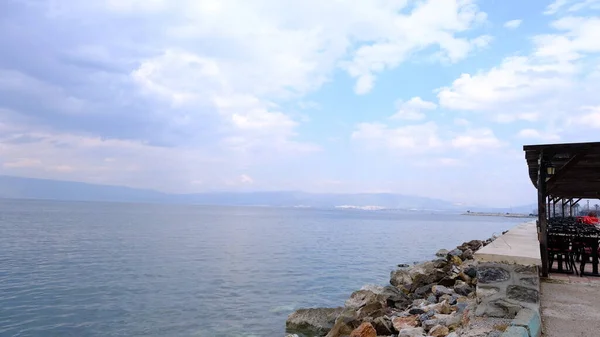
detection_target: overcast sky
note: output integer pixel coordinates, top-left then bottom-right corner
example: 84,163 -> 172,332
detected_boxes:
1,0 -> 600,207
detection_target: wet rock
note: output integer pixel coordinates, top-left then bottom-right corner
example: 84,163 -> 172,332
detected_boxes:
398,263 -> 410,268
477,267 -> 510,284
397,327 -> 426,337
436,249 -> 449,257
349,322 -> 376,337
392,315 -> 418,331
372,316 -> 394,335
286,307 -> 344,336
432,285 -> 453,297
429,324 -> 450,337
507,285 -> 539,303
454,280 -> 474,296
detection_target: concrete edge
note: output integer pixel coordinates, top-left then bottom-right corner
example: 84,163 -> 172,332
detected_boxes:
501,301 -> 542,337
474,254 -> 541,267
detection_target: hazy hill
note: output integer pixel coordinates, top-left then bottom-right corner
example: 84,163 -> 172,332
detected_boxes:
0,175 -> 532,211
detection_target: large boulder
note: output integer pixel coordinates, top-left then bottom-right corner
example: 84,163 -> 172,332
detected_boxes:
286,307 -> 344,336
345,290 -> 385,309
381,286 -> 411,309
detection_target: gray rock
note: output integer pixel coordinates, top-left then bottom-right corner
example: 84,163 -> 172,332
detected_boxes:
286,307 -> 344,336
390,268 -> 413,287
477,267 -> 511,284
454,280 -> 474,296
475,298 -> 522,318
436,249 -> 449,257
382,285 -> 411,309
427,295 -> 437,304
461,248 -> 474,260
520,277 -> 539,286
464,266 -> 477,279
418,311 -> 434,322
431,285 -> 453,297
412,299 -> 428,307
446,333 -> 458,337
413,284 -> 433,298
397,327 -> 426,337
448,249 -> 462,257
476,286 -> 500,299
455,302 -> 468,313
409,308 -> 425,315
421,318 -> 440,331
345,290 -> 383,309
507,285 -> 539,303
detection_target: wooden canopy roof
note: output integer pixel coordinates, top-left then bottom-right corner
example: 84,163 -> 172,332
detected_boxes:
524,142 -> 600,199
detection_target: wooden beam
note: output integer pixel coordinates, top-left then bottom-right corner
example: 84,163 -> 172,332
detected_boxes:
546,153 -> 586,192
538,152 -> 549,277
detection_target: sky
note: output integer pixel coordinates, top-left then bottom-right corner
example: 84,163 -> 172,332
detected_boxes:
1,0 -> 600,207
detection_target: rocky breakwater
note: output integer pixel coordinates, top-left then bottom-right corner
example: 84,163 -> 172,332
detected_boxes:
286,238 -> 495,337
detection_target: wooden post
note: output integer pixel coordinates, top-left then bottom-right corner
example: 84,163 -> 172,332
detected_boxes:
538,153 -> 549,277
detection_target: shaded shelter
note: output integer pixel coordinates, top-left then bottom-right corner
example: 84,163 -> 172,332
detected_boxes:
523,141 -> 600,277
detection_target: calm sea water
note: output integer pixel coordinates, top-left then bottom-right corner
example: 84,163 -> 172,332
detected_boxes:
0,199 -> 524,337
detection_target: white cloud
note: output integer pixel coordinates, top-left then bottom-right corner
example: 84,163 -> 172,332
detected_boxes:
352,122 -> 443,151
437,12 -> 600,143
546,0 -> 600,14
504,19 -> 522,29
516,129 -> 561,141
454,118 -> 471,126
390,97 -> 437,121
568,106 -> 600,128
239,174 -> 254,184
545,0 -> 570,14
451,128 -> 503,151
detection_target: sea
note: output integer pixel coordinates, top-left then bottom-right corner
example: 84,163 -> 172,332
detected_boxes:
0,199 -> 524,337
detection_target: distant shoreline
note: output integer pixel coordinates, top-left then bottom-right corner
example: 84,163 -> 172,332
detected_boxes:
462,212 -> 534,218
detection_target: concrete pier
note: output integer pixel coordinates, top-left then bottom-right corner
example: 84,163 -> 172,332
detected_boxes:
474,221 -> 541,266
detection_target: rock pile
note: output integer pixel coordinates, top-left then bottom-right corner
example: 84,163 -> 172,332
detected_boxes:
286,239 -> 495,337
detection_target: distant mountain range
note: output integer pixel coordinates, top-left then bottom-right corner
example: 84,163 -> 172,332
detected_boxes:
0,175 -> 534,212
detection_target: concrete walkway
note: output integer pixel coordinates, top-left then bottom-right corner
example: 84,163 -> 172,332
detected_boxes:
540,279 -> 600,336
475,221 -> 540,265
